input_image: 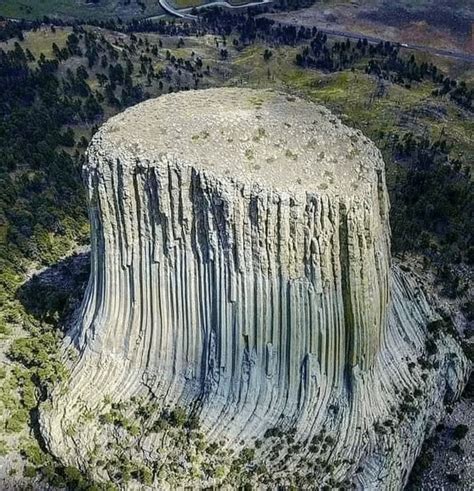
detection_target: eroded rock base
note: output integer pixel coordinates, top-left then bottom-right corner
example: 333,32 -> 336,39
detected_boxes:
40,268 -> 468,488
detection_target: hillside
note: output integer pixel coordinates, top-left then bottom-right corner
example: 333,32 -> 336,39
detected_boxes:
0,0 -> 269,21
266,0 -> 474,59
0,0 -> 165,21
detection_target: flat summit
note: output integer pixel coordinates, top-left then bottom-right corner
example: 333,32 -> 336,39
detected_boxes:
90,88 -> 381,194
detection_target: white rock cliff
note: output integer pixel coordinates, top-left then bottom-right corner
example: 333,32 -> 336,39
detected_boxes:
40,88 -> 469,489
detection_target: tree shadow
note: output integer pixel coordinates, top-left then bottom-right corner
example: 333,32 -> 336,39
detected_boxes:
17,251 -> 91,328
6,253 -> 93,487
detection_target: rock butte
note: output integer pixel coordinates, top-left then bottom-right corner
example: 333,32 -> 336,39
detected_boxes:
40,88 -> 468,489
95,88 -> 378,195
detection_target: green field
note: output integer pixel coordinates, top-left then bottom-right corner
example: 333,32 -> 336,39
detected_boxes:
0,0 -> 164,20
227,42 -> 474,169
170,0 -> 204,8
0,0 -> 265,20
21,27 -> 70,57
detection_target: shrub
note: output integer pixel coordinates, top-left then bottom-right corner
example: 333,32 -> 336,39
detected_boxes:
5,408 -> 29,433
462,372 -> 473,399
425,338 -> 438,356
461,341 -> 473,362
206,442 -> 219,455
0,440 -> 8,456
23,465 -> 37,478
186,414 -> 200,430
446,473 -> 460,484
214,465 -> 227,479
21,442 -> 47,466
133,466 -> 153,485
264,427 -> 283,439
239,447 -> 255,463
453,424 -> 469,440
451,444 -> 463,455
170,406 -> 187,427
408,449 -> 433,487
151,416 -> 168,432
427,319 -> 444,337
64,465 -> 85,484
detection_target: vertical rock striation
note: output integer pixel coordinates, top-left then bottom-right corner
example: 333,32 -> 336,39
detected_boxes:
40,88 -> 469,488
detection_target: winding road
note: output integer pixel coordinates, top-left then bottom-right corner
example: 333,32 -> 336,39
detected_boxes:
8,0 -> 470,63
151,0 -> 474,63
155,0 -> 273,20
267,19 -> 474,64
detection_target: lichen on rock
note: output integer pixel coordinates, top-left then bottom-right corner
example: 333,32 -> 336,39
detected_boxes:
39,88 -> 469,489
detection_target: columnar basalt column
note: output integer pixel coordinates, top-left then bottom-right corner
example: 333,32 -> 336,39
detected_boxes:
40,89 -> 468,489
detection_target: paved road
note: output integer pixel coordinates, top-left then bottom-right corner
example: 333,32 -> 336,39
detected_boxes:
155,0 -> 273,20
6,2 -> 474,63
316,27 -> 474,63
152,1 -> 474,63
263,18 -> 474,63
156,0 -> 195,19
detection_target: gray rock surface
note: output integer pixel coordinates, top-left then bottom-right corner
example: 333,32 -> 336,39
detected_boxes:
39,88 -> 470,489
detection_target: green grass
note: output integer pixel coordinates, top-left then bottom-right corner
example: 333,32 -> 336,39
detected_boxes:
0,224 -> 7,245
231,44 -> 301,90
229,43 -> 474,175
0,0 -> 164,21
19,27 -> 70,58
170,0 -> 204,8
0,0 -> 91,19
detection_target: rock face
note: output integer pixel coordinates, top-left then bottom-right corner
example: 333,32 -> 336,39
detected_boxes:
40,88 -> 469,489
